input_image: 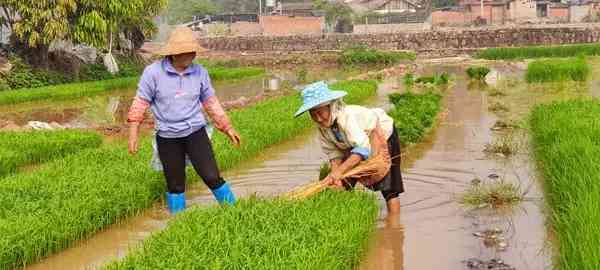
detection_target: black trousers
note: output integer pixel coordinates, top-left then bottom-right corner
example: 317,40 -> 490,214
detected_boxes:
344,127 -> 405,201
156,127 -> 225,194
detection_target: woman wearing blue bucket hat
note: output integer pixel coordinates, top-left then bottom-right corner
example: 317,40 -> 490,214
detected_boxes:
295,81 -> 404,214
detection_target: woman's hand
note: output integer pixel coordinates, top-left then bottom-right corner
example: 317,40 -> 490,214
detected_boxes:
324,169 -> 344,187
128,123 -> 140,155
226,128 -> 241,147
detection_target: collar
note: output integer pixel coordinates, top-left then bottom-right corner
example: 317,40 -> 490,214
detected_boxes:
162,58 -> 197,75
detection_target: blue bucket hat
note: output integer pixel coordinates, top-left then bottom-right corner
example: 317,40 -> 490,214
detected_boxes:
294,81 -> 347,117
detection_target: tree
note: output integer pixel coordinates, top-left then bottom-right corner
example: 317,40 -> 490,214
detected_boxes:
167,0 -> 221,24
0,0 -> 167,67
312,0 -> 354,28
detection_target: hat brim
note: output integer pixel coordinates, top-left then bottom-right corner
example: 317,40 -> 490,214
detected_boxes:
158,43 -> 208,56
294,91 -> 347,118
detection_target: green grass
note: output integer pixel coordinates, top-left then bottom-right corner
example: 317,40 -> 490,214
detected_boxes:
388,91 -> 443,146
339,46 -> 415,66
466,66 -> 490,80
0,80 -> 378,269
531,99 -> 600,270
476,43 -> 600,60
0,77 -> 137,106
0,65 -> 265,106
460,180 -> 522,208
0,130 -> 102,177
104,191 -> 379,270
525,57 -> 590,83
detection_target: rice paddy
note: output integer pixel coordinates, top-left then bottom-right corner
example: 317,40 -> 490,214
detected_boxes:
339,46 -> 415,66
0,65 -> 266,106
388,91 -> 443,146
0,130 -> 102,177
531,99 -> 600,270
0,80 -> 378,268
525,57 -> 590,83
476,43 -> 600,60
104,191 -> 379,270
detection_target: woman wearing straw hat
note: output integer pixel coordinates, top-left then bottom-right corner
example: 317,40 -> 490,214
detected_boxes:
127,27 -> 241,214
295,81 -> 404,214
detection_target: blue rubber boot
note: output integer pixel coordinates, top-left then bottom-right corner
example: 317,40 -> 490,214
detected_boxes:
166,192 -> 186,214
211,182 -> 236,205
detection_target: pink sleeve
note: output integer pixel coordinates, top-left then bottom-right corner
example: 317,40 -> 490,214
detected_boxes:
202,96 -> 233,133
127,96 -> 150,123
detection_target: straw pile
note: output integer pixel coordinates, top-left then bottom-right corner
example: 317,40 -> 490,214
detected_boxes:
283,126 -> 391,200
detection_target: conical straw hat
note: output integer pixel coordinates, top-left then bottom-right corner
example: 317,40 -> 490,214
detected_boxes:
158,27 -> 207,56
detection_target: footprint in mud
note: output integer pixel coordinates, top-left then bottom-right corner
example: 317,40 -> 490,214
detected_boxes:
465,228 -> 514,270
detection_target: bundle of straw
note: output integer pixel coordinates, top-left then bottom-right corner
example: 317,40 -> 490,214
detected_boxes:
283,125 -> 391,200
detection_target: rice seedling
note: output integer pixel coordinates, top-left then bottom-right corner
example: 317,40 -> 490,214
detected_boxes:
466,66 -> 491,81
0,66 -> 265,106
388,91 -> 443,146
531,99 -> 600,270
476,44 -> 600,60
413,73 -> 450,86
525,57 -> 590,83
460,179 -> 523,208
0,130 -> 102,177
489,101 -> 509,113
483,133 -> 518,157
487,87 -> 507,97
403,73 -> 415,88
0,77 -> 137,106
319,161 -> 331,180
104,191 -> 379,270
339,46 -> 416,66
0,80 -> 378,268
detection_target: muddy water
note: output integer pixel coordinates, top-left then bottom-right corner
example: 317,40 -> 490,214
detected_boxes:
0,66 -> 358,127
361,65 -> 550,270
26,65 -> 552,270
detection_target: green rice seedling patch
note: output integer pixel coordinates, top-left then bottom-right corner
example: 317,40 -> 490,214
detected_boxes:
104,190 -> 379,270
0,80 -> 378,268
476,43 -> 600,60
339,46 -> 415,66
531,99 -> 600,270
388,91 -> 443,146
525,57 -> 590,83
0,130 -> 102,177
466,66 -> 491,80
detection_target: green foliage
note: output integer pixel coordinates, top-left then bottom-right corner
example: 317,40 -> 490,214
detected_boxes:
414,73 -> 450,86
319,161 -> 331,180
207,66 -> 266,81
388,92 -> 442,146
525,57 -> 590,83
476,43 -> 600,60
466,66 -> 491,80
0,77 -> 138,105
531,99 -> 600,270
104,191 -> 379,270
166,0 -> 220,24
313,0 -> 354,26
0,130 -> 102,177
339,46 -> 416,66
0,80 -> 378,268
403,73 -> 415,88
4,57 -> 71,89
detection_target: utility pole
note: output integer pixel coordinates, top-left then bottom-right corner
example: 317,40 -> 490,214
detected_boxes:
259,0 -> 262,16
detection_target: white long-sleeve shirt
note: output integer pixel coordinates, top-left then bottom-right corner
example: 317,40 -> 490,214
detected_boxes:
317,105 -> 394,161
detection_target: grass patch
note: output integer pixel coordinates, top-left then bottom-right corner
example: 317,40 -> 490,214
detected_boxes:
466,66 -> 490,80
388,91 -> 443,146
483,134 -> 517,157
487,87 -> 507,97
104,191 -> 379,269
0,130 -> 102,177
0,65 -> 266,106
460,179 -> 522,208
476,43 -> 600,60
339,46 -> 415,66
531,100 -> 600,270
525,57 -> 590,83
0,80 -> 378,268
